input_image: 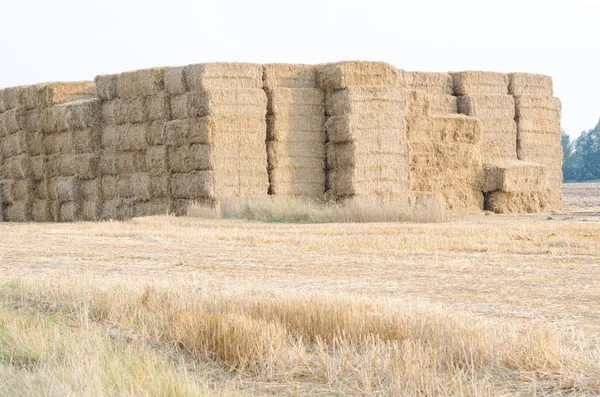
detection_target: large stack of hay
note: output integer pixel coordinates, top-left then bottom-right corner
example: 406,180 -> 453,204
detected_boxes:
96,68 -> 172,219
320,62 -> 409,200
167,63 -> 269,214
405,71 -> 456,114
452,71 -> 517,163
511,73 -> 563,210
0,82 -> 97,222
263,64 -> 325,197
405,89 -> 484,212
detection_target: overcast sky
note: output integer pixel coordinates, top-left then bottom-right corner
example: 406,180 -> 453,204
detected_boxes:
1,0 -> 598,137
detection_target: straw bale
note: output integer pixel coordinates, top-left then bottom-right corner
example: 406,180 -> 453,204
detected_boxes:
21,110 -> 41,133
26,131 -> 45,157
319,61 -> 401,90
38,81 -> 96,108
263,64 -> 318,90
5,155 -> 30,179
429,114 -> 482,144
5,201 -> 31,222
101,198 -> 121,220
49,176 -> 80,202
170,89 -> 267,119
145,93 -> 171,121
30,156 -> 45,181
169,144 -> 211,173
404,90 -> 431,141
44,131 -> 73,155
270,183 -> 325,197
95,74 -> 118,100
267,141 -> 325,159
164,67 -> 187,95
327,142 -> 407,169
0,86 -> 23,112
165,116 -> 266,146
116,151 -> 147,174
325,86 -> 406,116
267,88 -> 324,115
457,94 -> 514,116
99,152 -> 118,175
508,73 -> 553,96
72,154 -> 99,179
184,63 -> 263,90
117,68 -> 166,98
482,160 -> 547,193
101,99 -> 127,126
82,200 -> 102,221
149,175 -> 170,198
410,142 -> 480,169
2,131 -> 28,157
269,166 -> 325,184
121,123 -> 148,151
81,178 -> 101,200
117,175 -> 133,199
59,201 -> 81,222
485,190 -> 550,214
7,179 -> 32,202
171,172 -> 214,199
20,85 -> 43,111
429,95 -> 457,114
1,108 -> 23,135
73,127 -> 101,153
328,169 -> 407,198
171,199 -> 193,216
515,96 -> 561,120
61,99 -> 102,131
267,114 -> 326,142
146,145 -> 169,175
134,198 -> 171,217
123,97 -> 146,124
451,71 -> 508,95
405,72 -> 453,95
146,121 -> 167,146
131,172 -> 151,201
517,118 -> 561,135
325,115 -> 406,143
440,188 -> 484,213
33,180 -> 49,200
101,175 -> 118,199
101,125 -> 120,150
0,180 -> 10,204
32,200 -> 52,222
40,106 -> 67,133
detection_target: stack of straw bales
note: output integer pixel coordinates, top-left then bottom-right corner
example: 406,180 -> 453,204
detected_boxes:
405,89 -> 484,212
452,72 -> 518,163
405,72 -> 457,114
511,73 -> 563,209
96,68 -> 172,219
263,64 -> 325,197
167,63 -> 269,214
0,82 -> 97,222
320,62 -> 410,200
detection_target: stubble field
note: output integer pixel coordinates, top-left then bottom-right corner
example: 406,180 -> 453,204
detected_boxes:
1,183 -> 599,396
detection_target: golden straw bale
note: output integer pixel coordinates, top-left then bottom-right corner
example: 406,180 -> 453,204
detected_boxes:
325,115 -> 406,143
508,73 -> 553,96
328,168 -> 408,199
171,172 -> 214,199
267,147 -> 325,170
268,88 -> 324,115
263,64 -> 318,90
184,63 -> 263,90
404,90 -> 431,140
457,95 -> 515,119
326,142 -> 407,169
515,96 -> 561,120
165,115 -> 266,146
267,114 -> 325,142
517,118 -> 561,135
269,182 -> 324,197
326,86 -> 406,116
145,93 -> 171,121
38,81 -> 96,108
164,67 -> 187,95
451,71 -> 508,95
168,144 -> 211,173
267,141 -> 325,159
485,190 -> 550,214
482,160 -> 547,193
146,145 -> 169,175
405,72 -> 453,95
32,200 -> 52,222
319,61 -> 401,90
428,114 -> 482,144
95,74 -> 119,100
269,166 -> 325,184
170,89 -> 267,119
429,95 -> 457,114
117,68 -> 166,98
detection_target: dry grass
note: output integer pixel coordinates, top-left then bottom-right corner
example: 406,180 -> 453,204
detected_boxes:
0,183 -> 599,396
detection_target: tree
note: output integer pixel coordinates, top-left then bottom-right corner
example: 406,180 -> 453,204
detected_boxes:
570,119 -> 600,181
561,131 -> 575,181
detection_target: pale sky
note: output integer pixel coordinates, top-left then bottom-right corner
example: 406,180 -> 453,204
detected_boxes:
1,0 -> 598,137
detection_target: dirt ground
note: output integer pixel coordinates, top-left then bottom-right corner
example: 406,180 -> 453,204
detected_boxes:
1,183 -> 599,331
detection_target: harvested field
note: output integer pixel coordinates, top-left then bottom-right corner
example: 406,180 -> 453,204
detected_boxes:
0,183 -> 599,396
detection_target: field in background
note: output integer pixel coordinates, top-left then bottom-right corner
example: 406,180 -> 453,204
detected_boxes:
1,183 -> 599,396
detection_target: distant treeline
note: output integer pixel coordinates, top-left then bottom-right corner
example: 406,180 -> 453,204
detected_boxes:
562,119 -> 600,182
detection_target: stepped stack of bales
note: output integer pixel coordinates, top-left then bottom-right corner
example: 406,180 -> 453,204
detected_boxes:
263,64 -> 325,197
0,82 -> 97,222
96,68 -> 172,219
452,71 -> 517,163
511,73 -> 563,210
405,89 -> 484,212
167,63 -> 269,214
405,71 -> 456,114
320,62 -> 410,200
